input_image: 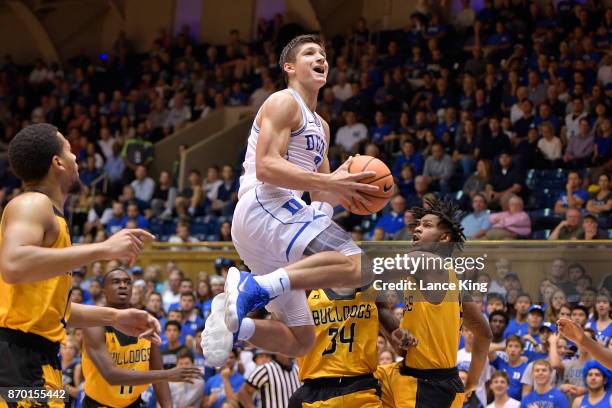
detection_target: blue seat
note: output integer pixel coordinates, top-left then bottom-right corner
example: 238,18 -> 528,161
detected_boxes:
190,222 -> 209,235
529,208 -> 562,230
149,222 -> 164,236
532,230 -> 551,239
162,222 -> 177,235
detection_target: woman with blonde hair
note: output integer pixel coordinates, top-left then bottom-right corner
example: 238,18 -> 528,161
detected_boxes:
545,289 -> 567,323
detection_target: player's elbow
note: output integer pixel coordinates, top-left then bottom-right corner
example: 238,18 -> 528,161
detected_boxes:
103,373 -> 123,386
255,160 -> 273,183
348,256 -> 364,287
476,323 -> 493,342
0,259 -> 22,284
292,330 -> 316,357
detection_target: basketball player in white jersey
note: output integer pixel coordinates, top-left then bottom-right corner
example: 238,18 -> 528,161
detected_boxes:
201,35 -> 380,366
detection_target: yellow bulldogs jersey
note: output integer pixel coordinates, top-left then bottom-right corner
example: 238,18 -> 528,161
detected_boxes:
82,327 -> 151,407
0,206 -> 72,344
401,269 -> 462,370
298,288 -> 378,381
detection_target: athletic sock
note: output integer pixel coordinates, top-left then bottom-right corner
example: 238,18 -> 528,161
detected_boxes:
238,317 -> 255,340
254,268 -> 291,298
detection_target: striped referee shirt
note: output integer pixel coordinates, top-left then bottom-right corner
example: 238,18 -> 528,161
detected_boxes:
246,359 -> 301,408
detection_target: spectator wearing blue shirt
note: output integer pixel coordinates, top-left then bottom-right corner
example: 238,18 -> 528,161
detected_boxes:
105,201 -> 127,235
485,22 -> 512,58
490,335 -> 528,401
534,103 -> 561,134
375,195 -> 406,235
524,322 -> 556,363
572,361 -> 612,408
461,194 -> 491,239
396,164 -> 415,199
371,111 -> 392,144
125,202 -> 150,230
520,360 -> 569,408
523,305 -> 545,355
79,156 -> 102,188
213,165 -> 239,216
505,294 -> 531,338
554,171 -> 588,215
393,140 -> 424,176
435,107 -> 459,141
425,12 -> 447,40
586,294 -> 612,348
178,292 -> 205,341
431,78 -> 454,112
203,349 -> 245,408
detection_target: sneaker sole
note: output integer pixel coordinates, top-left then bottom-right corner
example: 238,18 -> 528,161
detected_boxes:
201,294 -> 233,367
224,267 -> 241,333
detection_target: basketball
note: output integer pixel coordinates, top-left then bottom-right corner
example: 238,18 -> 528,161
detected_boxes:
347,155 -> 394,215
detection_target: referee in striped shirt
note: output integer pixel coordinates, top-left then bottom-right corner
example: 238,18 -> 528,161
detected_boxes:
237,352 -> 301,408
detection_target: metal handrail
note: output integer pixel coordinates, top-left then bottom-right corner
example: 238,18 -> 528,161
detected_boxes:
90,172 -> 109,196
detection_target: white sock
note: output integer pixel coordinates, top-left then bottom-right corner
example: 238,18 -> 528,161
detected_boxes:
238,317 -> 255,340
254,268 -> 291,298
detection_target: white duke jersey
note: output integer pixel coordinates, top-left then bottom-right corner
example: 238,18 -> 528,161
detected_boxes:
238,88 -> 327,199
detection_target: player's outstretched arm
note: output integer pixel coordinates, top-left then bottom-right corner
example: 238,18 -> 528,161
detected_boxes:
557,317 -> 612,369
0,195 -> 154,284
462,301 -> 493,394
68,303 -> 162,344
82,326 -> 202,386
256,93 -> 378,197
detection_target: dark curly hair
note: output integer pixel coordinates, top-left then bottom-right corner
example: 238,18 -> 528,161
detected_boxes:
8,123 -> 62,182
411,197 -> 466,245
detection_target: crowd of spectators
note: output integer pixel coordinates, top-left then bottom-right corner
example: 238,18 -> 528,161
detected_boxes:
0,0 -> 611,407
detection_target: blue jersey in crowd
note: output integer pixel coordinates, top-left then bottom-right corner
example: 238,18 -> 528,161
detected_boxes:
491,356 -> 528,401
204,372 -> 245,408
521,387 -> 568,408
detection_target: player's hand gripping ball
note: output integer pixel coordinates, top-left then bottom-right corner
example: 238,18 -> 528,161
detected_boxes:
347,155 -> 394,215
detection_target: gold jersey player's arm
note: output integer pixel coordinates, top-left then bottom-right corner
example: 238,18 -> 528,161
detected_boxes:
0,193 -> 153,284
82,326 -> 200,387
461,301 -> 492,395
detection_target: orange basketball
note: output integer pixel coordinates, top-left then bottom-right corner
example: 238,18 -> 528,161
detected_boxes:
346,155 -> 395,215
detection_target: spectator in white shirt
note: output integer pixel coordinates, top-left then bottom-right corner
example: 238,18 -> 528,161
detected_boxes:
563,97 -> 588,142
130,165 -> 155,202
332,72 -> 353,101
487,371 -> 520,408
162,269 -> 183,311
168,221 -> 200,251
28,59 -> 52,85
170,349 -> 205,408
164,93 -> 192,131
457,327 -> 492,407
203,165 -> 223,201
335,111 -> 368,153
537,122 -> 562,168
97,127 -> 116,160
510,87 -> 528,124
454,0 -> 476,32
597,53 -> 611,86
